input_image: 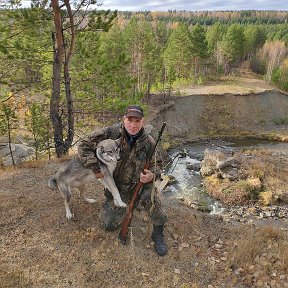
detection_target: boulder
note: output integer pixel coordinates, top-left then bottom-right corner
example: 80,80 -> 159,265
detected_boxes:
0,143 -> 35,166
186,159 -> 202,171
200,148 -> 240,180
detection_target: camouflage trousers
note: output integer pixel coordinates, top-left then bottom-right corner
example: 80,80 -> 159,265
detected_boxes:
100,184 -> 168,231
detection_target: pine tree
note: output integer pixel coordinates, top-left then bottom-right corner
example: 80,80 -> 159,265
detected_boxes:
0,100 -> 19,165
24,102 -> 51,160
221,24 -> 245,74
49,0 -> 116,157
190,24 -> 209,77
244,25 -> 266,59
163,24 -> 192,79
96,24 -> 132,104
206,22 -> 225,53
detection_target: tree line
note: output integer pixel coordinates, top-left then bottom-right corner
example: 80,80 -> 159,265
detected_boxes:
0,2 -> 287,161
119,10 -> 288,25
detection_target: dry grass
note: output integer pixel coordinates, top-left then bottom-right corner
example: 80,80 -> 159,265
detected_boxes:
1,109 -> 288,286
204,148 -> 288,205
19,159 -> 49,168
1,161 -> 236,287
177,72 -> 274,96
229,226 -> 288,272
0,154 -> 76,175
0,165 -> 18,176
278,241 -> 288,271
203,177 -> 261,205
241,149 -> 288,204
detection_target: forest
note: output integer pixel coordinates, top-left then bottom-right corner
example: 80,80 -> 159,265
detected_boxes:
0,1 -> 288,161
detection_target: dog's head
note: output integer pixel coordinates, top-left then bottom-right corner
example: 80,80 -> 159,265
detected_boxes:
97,139 -> 120,163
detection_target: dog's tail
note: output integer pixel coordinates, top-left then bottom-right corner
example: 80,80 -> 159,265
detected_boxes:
48,176 -> 58,190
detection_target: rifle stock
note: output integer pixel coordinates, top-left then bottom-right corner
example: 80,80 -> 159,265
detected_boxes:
119,122 -> 166,244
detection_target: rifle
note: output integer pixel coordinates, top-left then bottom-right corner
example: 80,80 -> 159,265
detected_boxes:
119,122 -> 166,244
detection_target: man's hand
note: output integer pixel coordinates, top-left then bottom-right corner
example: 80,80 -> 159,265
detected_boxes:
140,169 -> 154,183
94,171 -> 104,179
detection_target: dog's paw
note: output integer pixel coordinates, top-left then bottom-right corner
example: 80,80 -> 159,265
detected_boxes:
66,212 -> 74,220
114,199 -> 127,208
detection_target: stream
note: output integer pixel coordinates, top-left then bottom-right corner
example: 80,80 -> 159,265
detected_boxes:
165,138 -> 288,214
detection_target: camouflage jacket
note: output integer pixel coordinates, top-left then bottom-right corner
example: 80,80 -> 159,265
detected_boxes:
77,123 -> 158,201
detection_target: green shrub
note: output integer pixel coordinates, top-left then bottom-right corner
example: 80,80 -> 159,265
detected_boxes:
271,68 -> 281,84
281,81 -> 288,91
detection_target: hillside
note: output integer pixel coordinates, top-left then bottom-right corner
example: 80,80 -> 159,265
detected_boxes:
1,159 -> 288,288
1,71 -> 288,287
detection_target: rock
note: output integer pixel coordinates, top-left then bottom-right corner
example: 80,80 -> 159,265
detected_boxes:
255,280 -> 264,287
214,243 -> 222,249
0,143 -> 35,166
167,174 -> 178,184
216,157 -> 238,170
200,148 -> 227,176
219,166 -> 241,180
172,233 -> 179,240
200,148 -> 240,180
248,265 -> 255,271
174,268 -> 180,274
0,143 -> 14,157
186,159 -> 201,171
270,279 -> 277,287
179,242 -> 189,251
247,207 -> 257,215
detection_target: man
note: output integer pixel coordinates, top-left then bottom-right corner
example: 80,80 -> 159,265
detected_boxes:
77,105 -> 168,256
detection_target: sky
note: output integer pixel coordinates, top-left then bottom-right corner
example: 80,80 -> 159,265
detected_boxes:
19,0 -> 288,11
97,0 -> 288,11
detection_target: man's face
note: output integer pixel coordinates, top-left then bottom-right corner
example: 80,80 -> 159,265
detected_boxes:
123,116 -> 144,135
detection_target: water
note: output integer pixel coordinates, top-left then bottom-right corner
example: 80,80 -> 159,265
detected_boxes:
165,138 -> 288,214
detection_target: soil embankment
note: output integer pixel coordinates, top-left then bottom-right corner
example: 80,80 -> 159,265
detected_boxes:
152,89 -> 288,143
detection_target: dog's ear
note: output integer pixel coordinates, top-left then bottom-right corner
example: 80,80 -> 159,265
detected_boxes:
114,138 -> 121,147
97,144 -> 104,153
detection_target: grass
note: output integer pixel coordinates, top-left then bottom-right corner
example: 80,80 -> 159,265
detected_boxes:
0,269 -> 29,288
203,147 -> 288,206
272,116 -> 288,126
228,226 -> 288,273
1,157 -> 287,287
19,159 -> 49,168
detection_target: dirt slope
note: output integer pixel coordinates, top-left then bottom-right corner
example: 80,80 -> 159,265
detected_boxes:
1,160 -> 288,288
1,72 -> 288,287
0,161 -> 227,287
151,73 -> 288,143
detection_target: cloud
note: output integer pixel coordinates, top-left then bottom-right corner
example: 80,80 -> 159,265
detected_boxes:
19,0 -> 288,11
100,0 -> 288,11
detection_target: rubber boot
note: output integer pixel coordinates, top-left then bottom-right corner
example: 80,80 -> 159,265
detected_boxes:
151,225 -> 168,256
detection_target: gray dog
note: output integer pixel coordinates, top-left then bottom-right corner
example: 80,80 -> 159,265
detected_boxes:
48,139 -> 127,219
